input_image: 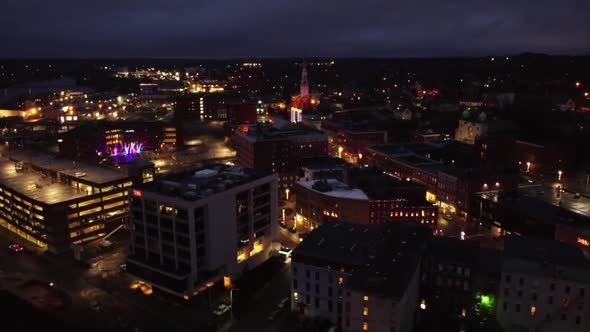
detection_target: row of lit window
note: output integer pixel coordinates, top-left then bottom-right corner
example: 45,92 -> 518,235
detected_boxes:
504,275 -> 586,297
387,210 -> 435,217
0,191 -> 43,212
323,210 -> 339,218
502,302 -> 582,324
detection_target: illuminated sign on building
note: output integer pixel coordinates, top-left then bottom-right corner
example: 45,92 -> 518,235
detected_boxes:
112,142 -> 144,156
578,237 -> 590,247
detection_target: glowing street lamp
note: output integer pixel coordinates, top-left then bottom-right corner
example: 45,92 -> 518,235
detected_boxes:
285,188 -> 290,200
526,161 -> 531,173
338,146 -> 344,158
558,170 -> 563,181
420,299 -> 427,310
223,276 -> 234,321
282,209 -> 286,221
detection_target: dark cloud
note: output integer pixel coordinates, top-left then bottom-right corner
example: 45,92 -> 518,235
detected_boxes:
1,0 -> 589,58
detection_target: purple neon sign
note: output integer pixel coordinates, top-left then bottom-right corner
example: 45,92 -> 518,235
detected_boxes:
111,141 -> 144,156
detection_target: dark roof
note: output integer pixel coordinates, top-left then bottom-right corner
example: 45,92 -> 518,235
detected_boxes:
478,247 -> 504,274
346,167 -> 430,204
504,236 -> 590,269
426,236 -> 480,264
301,156 -> 350,170
292,221 -> 431,297
139,164 -> 271,201
242,122 -> 325,140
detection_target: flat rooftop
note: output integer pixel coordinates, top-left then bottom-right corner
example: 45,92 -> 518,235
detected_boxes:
347,168 -> 430,203
240,122 -> 326,141
369,141 -> 480,174
141,164 -> 271,201
504,236 -> 590,275
369,141 -> 448,157
9,151 -> 128,185
301,156 -> 350,170
298,179 -> 369,201
0,158 -> 87,204
293,221 -> 431,297
298,168 -> 431,204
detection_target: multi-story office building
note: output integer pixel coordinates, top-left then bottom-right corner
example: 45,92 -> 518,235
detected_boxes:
294,167 -> 437,229
321,118 -> 388,165
58,121 -> 178,162
126,165 -> 277,298
0,152 -> 132,253
291,221 -> 430,332
366,140 -> 518,216
232,121 -> 327,194
497,237 -> 590,332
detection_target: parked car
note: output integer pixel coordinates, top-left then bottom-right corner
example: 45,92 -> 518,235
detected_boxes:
278,297 -> 290,309
267,309 -> 280,321
8,244 -> 24,253
574,193 -> 581,199
279,221 -> 287,229
213,303 -> 231,316
90,300 -> 101,312
443,214 -> 453,221
288,226 -> 297,234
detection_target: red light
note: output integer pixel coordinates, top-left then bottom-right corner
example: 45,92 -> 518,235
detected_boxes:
133,190 -> 142,197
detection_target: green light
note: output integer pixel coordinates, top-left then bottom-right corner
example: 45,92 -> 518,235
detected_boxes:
480,295 -> 490,305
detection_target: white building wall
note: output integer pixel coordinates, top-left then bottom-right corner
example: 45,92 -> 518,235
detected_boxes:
291,262 -> 351,324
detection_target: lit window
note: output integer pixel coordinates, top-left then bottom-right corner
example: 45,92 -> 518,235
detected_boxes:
363,322 -> 368,331
364,295 -> 369,301
363,307 -> 368,316
530,306 -> 536,316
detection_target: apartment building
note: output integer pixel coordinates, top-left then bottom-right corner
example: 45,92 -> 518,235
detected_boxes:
126,165 -> 277,298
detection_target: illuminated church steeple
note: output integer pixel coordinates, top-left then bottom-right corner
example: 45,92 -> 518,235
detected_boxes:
300,63 -> 309,97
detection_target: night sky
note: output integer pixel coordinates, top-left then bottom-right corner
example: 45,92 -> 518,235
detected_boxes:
3,0 -> 590,58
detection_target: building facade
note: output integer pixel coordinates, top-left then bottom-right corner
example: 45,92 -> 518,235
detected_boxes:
291,221 -> 430,332
0,153 -> 132,253
366,141 -> 518,216
294,175 -> 437,230
232,122 -> 328,194
58,121 -> 177,162
126,165 -> 277,298
496,238 -> 590,332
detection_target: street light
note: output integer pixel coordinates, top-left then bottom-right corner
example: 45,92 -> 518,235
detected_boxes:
558,170 -> 563,181
285,188 -> 290,200
338,146 -> 343,158
526,161 -> 531,173
224,276 -> 234,321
